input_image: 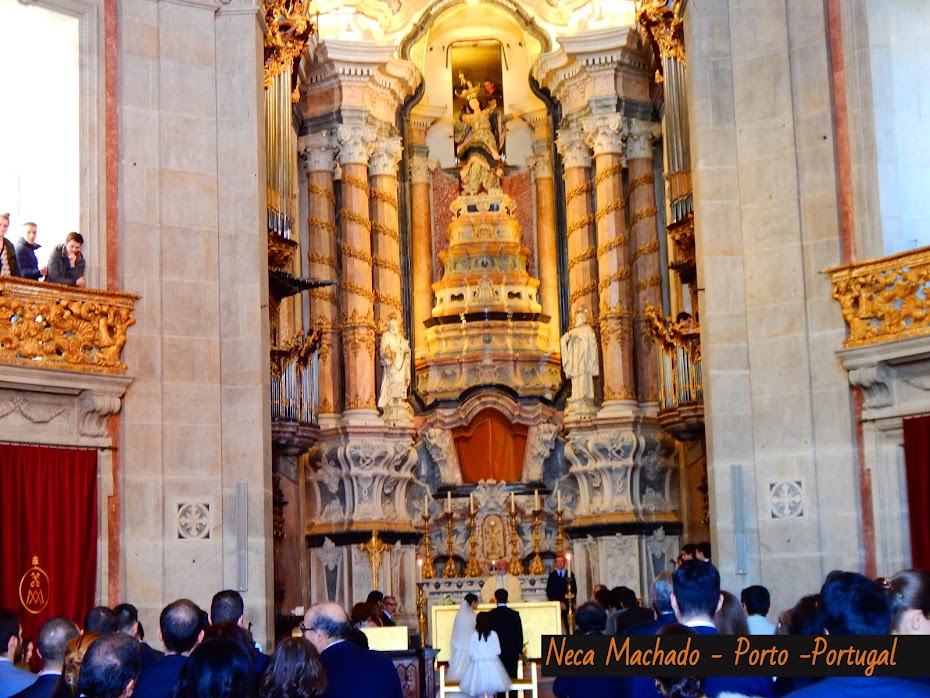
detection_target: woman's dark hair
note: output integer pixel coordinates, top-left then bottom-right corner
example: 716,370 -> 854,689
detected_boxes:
887,569 -> 930,630
171,637 -> 255,698
475,611 -> 493,641
464,593 -> 479,606
787,594 -> 823,635
654,624 -> 705,698
714,590 -> 749,635
350,603 -> 371,627
258,637 -> 327,698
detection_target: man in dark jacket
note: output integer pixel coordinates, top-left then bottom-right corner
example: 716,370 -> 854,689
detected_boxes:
10,618 -> 79,698
13,223 -> 44,280
133,599 -> 203,698
489,589 -> 523,698
45,232 -> 84,286
0,213 -> 21,278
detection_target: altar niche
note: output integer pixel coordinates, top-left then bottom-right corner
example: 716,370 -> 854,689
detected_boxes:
452,408 -> 528,483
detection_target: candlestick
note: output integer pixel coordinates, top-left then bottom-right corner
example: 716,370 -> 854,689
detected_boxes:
420,513 -> 436,579
470,492 -> 474,515
510,491 -> 515,514
443,511 -> 458,578
417,557 -> 423,582
534,489 -> 540,511
416,581 -> 428,645
507,509 -> 525,575
424,493 -> 428,516
464,511 -> 482,577
528,507 -> 545,575
557,490 -> 561,511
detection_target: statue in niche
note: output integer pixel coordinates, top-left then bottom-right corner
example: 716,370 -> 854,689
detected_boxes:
453,74 -> 520,196
378,316 -> 411,423
560,307 -> 599,416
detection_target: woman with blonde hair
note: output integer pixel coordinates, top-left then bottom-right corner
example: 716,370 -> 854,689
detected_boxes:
53,632 -> 101,698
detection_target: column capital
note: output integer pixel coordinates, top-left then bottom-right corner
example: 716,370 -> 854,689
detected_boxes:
336,124 -> 377,166
581,114 -> 625,157
369,137 -> 403,177
526,142 -> 553,180
555,127 -> 592,169
298,131 -> 336,173
625,118 -> 662,160
409,155 -> 439,184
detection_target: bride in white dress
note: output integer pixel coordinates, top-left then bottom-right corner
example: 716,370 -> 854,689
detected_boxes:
447,593 -> 479,682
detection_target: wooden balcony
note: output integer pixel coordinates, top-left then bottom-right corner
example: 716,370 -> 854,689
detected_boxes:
270,330 -> 321,454
645,304 -> 703,441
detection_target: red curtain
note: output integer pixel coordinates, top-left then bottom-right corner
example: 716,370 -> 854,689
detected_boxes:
903,416 -> 930,571
0,444 -> 97,642
454,409 -> 528,483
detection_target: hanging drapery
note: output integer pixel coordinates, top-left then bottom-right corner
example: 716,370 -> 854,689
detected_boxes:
0,444 -> 97,641
453,409 -> 527,483
903,415 -> 930,570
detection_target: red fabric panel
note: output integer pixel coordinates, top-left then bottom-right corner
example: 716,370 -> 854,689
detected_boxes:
0,444 -> 97,641
903,416 -> 930,570
454,409 -> 528,483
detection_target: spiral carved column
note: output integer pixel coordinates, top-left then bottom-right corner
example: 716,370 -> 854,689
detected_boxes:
369,138 -> 404,331
583,115 -> 636,409
527,110 -> 560,349
337,125 -> 378,421
301,131 -> 341,418
409,155 -> 437,360
627,119 -> 663,404
556,127 -> 599,325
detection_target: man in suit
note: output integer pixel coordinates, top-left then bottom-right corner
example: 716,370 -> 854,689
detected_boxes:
133,599 -> 204,698
11,618 -> 79,698
380,596 -> 398,627
114,604 -> 164,670
545,554 -> 576,616
613,586 -> 654,634
303,602 -> 402,698
481,560 -> 523,604
626,571 -> 677,635
0,609 -> 35,698
83,607 -> 118,634
210,590 -> 269,674
489,589 -> 523,698
552,603 -> 624,698
76,634 -> 139,698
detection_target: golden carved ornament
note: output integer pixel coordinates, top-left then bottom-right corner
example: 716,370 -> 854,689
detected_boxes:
308,182 -> 337,207
566,181 -> 593,204
604,385 -> 636,401
569,280 -> 599,307
630,206 -> 659,228
372,256 -> 401,275
826,246 -> 930,347
263,0 -> 317,93
318,397 -> 335,414
635,275 -> 663,293
370,188 -> 399,209
308,216 -> 337,235
346,394 -> 376,410
341,243 -> 373,266
342,280 -> 376,304
598,314 -> 624,347
635,0 -> 686,81
307,251 -> 337,270
371,221 -> 399,242
268,231 -> 298,272
270,329 -> 321,377
341,173 -> 371,196
595,198 -> 626,223
633,240 -> 661,260
630,172 -> 656,191
359,531 -> 392,591
594,163 -> 624,187
373,291 -> 403,312
0,279 -> 137,374
598,268 -> 631,294
568,246 -> 597,272
567,214 -> 596,239
341,209 -> 372,232
309,288 -> 339,307
598,232 -> 629,260
644,303 -> 700,354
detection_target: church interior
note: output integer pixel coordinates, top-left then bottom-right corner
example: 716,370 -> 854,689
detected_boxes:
2,0 -> 930,691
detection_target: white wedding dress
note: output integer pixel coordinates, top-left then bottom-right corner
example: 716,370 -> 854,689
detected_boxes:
447,600 -> 476,682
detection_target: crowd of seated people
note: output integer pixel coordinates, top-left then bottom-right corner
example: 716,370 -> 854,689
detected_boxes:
0,589 -> 403,698
0,213 -> 85,286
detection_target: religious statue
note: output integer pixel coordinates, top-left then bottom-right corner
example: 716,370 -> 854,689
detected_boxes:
377,316 -> 412,424
560,307 -> 599,417
453,73 -> 519,196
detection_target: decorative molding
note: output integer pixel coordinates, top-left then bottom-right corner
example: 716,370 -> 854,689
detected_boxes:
848,365 -> 893,410
409,156 -> 438,184
176,502 -> 211,540
298,131 -> 336,172
555,127 -> 592,170
77,392 -> 121,437
523,423 -> 560,482
625,118 -> 662,159
582,114 -> 625,157
421,426 -> 462,486
369,137 -> 403,177
0,394 -> 69,424
335,124 -> 377,166
769,481 -> 804,519
321,537 -> 341,571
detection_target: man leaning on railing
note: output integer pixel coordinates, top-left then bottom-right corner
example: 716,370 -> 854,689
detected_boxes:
46,232 -> 86,287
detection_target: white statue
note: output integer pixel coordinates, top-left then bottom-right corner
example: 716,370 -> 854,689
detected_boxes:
560,307 -> 599,414
378,317 -> 411,420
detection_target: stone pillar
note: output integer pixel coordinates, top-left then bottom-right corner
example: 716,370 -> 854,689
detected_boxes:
369,138 -> 404,330
409,154 -> 437,360
556,128 -> 599,325
526,109 -> 560,349
301,131 -> 341,421
582,114 -> 636,409
626,119 -> 663,405
336,124 -> 378,423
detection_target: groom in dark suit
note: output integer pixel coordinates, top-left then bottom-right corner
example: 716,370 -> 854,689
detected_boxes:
489,589 -> 523,698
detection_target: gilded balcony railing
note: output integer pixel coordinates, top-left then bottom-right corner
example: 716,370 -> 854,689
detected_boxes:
826,246 -> 930,348
645,304 -> 703,439
0,278 -> 137,374
270,330 -> 320,423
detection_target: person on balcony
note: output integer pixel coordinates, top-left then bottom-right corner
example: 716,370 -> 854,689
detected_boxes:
46,232 -> 85,287
15,222 -> 45,280
0,213 -> 22,278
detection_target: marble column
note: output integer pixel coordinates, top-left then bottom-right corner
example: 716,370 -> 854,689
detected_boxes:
626,119 -> 663,405
336,124 -> 378,423
301,131 -> 341,420
556,127 -> 599,326
409,154 -> 437,360
583,115 -> 636,409
526,109 -> 560,350
369,137 -> 404,331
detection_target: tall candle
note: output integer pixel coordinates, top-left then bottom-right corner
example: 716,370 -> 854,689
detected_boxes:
566,552 -> 572,577
510,491 -> 515,514
557,490 -> 562,512
417,557 -> 423,581
424,493 -> 429,517
535,489 -> 540,511
470,492 -> 475,515
447,490 -> 452,514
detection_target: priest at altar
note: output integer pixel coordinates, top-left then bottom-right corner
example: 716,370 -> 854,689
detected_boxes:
481,559 -> 523,603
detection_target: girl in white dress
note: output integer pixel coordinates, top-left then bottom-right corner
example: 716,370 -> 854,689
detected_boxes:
447,593 -> 479,682
458,612 -> 512,698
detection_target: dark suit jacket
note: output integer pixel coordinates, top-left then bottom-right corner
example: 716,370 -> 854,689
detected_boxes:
10,673 -> 57,698
625,611 -> 676,635
380,612 -> 396,627
1,238 -> 21,278
615,605 -> 655,634
138,643 -> 165,672
545,570 -> 576,604
132,654 -> 187,698
319,640 -> 402,698
488,605 -> 523,678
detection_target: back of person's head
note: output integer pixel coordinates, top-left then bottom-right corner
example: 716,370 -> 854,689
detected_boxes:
654,624 -> 704,698
821,571 -> 890,635
113,603 -> 139,636
210,590 -> 244,625
59,632 -> 101,697
83,606 -> 118,634
77,634 -> 140,698
887,569 -> 930,634
366,590 -> 384,604
464,593 -> 478,606
672,560 -> 721,621
740,585 -> 771,616
259,637 -> 326,698
714,591 -> 749,635
305,604 -> 349,642
170,637 -> 254,698
0,608 -> 20,656
787,595 -> 823,635
494,588 -> 509,604
37,617 -> 80,665
475,611 -> 493,641
695,542 -> 711,561
350,603 -> 371,627
575,602 -> 607,635
653,572 -> 674,614
160,599 -> 204,654
201,622 -> 254,661
614,586 -> 638,610
594,587 -> 612,610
